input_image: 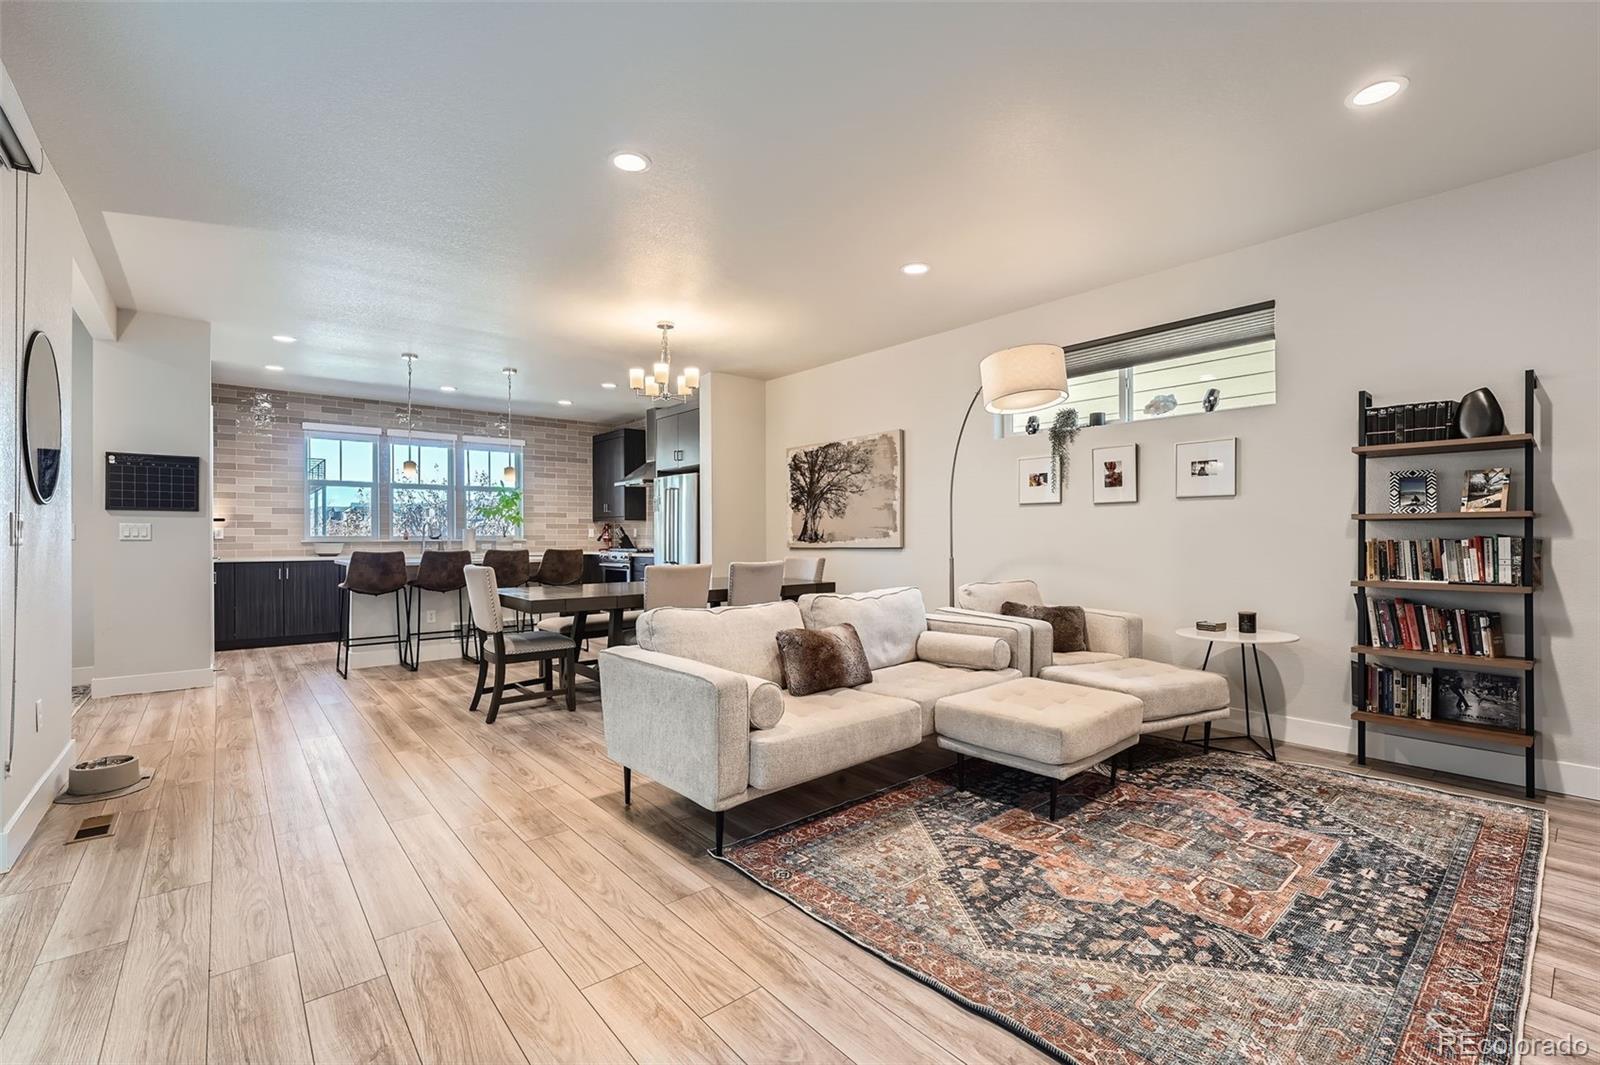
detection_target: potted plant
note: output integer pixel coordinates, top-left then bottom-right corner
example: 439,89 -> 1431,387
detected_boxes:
1048,408 -> 1081,487
469,489 -> 523,547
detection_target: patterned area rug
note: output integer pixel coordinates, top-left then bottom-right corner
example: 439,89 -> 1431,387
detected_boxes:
724,742 -> 1546,1065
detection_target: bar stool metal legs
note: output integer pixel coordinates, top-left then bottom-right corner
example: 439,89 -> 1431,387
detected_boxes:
334,587 -> 410,679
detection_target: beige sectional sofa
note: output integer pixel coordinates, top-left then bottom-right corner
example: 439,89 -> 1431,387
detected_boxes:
599,587 -> 1025,853
951,578 -> 1231,737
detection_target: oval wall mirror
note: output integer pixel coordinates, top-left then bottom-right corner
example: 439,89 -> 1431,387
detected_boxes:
22,330 -> 63,504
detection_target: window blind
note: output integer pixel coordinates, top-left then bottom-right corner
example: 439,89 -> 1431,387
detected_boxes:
1063,301 -> 1275,376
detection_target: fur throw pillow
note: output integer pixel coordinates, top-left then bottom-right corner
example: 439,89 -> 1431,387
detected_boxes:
1000,601 -> 1089,653
776,623 -> 873,696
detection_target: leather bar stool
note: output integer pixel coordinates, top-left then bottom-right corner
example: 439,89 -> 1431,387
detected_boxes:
405,549 -> 473,670
335,550 -> 409,678
483,549 -> 533,632
534,548 -> 584,586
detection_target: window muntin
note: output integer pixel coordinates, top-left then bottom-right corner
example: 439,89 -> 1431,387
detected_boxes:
1007,368 -> 1122,435
388,440 -> 453,539
463,444 -> 523,537
305,434 -> 376,539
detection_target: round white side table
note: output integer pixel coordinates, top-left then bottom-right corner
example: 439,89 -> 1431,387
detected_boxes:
1174,627 -> 1300,761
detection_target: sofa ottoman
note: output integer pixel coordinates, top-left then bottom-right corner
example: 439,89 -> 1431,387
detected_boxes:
933,677 -> 1141,818
1039,657 -> 1229,733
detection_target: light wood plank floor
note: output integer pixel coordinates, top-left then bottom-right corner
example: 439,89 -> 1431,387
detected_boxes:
2,644 -> 1594,1063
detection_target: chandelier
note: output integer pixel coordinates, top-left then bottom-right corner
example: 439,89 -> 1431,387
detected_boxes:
628,321 -> 699,403
397,352 -> 419,478
237,390 -> 277,436
499,367 -> 518,486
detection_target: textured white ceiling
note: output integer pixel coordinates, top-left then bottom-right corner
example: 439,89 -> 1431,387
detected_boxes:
6,2 -> 1597,419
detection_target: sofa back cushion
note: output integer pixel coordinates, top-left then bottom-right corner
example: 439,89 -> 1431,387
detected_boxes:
636,600 -> 801,684
798,587 -> 927,670
957,579 -> 1044,615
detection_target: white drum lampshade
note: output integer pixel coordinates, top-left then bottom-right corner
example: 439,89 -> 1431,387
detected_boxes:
979,344 -> 1069,414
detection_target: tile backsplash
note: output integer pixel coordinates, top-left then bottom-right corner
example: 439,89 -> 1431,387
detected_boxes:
212,383 -> 650,558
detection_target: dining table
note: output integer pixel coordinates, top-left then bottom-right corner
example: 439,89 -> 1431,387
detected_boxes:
497,577 -> 836,686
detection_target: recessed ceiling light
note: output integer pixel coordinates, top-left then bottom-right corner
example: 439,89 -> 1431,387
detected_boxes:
264,364 -> 284,372
557,399 -> 573,406
1347,77 -> 1408,108
271,334 -> 296,344
610,151 -> 650,173
601,382 -> 617,390
900,262 -> 930,276
439,385 -> 456,392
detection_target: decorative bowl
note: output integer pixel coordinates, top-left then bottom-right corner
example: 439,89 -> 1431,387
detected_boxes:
311,542 -> 344,556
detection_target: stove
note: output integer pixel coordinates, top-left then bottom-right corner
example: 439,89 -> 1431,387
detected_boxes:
596,550 -> 635,582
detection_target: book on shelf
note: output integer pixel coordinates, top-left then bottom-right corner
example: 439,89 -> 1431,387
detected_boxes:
1352,662 -> 1434,719
1362,400 -> 1459,445
1362,537 -> 1541,586
1356,593 -> 1507,657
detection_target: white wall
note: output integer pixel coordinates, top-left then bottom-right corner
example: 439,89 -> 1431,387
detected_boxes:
71,312 -> 94,681
700,372 -> 768,571
764,152 -> 1599,798
0,59 -> 88,866
88,311 -> 214,697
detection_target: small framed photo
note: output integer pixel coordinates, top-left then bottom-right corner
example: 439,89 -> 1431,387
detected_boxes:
1433,668 -> 1521,730
1462,467 -> 1511,512
1389,469 -> 1439,513
1174,438 -> 1236,498
1017,455 -> 1060,505
1093,444 -> 1138,504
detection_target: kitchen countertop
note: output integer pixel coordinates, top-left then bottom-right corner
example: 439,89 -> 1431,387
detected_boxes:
215,548 -> 653,564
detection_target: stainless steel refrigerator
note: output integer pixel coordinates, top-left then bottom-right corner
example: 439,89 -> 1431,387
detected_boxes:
652,472 -> 699,564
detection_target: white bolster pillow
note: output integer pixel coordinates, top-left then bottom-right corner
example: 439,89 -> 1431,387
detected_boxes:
916,630 -> 1011,671
746,676 -> 785,730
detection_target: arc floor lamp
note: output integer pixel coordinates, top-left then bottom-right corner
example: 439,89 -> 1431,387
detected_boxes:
947,343 -> 1069,604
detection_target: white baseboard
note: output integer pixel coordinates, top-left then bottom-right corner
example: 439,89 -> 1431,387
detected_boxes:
71,666 -> 96,688
1205,707 -> 1598,801
90,667 -> 215,699
0,739 -> 76,871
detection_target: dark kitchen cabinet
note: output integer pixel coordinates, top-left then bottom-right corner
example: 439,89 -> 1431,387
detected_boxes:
656,405 -> 700,473
592,428 -> 646,521
215,560 -> 342,650
630,553 -> 655,581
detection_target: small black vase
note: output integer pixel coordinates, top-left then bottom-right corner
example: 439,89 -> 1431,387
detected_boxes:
1455,387 -> 1505,438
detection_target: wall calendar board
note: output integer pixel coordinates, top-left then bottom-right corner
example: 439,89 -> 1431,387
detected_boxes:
105,452 -> 201,512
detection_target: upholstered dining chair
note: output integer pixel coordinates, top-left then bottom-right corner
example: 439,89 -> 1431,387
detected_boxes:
783,556 -> 826,582
335,550 -> 409,678
645,563 -> 714,608
463,564 -> 576,720
728,560 -> 785,605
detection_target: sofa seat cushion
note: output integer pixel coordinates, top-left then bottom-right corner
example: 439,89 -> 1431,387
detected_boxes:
860,660 -> 1021,735
798,587 -> 928,670
635,600 -> 802,685
747,689 -> 922,792
935,677 -> 1142,768
1040,657 -> 1229,723
1051,651 -> 1123,667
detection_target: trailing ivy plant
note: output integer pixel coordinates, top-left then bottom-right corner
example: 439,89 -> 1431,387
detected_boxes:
1047,408 -> 1081,487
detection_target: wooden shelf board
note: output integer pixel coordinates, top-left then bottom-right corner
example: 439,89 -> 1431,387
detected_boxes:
1352,511 -> 1535,521
1350,711 -> 1534,748
1353,433 -> 1535,457
1351,645 -> 1534,670
1352,580 -> 1534,596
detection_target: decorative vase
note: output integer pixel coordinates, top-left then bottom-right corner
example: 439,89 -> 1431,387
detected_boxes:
1455,387 -> 1505,438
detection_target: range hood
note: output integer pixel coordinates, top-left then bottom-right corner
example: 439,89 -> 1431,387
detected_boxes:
616,409 -> 657,487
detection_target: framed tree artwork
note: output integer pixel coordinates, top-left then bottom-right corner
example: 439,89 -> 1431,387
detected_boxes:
787,429 -> 904,548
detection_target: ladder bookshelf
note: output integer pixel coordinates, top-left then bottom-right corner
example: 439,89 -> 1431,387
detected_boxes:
1352,370 -> 1539,797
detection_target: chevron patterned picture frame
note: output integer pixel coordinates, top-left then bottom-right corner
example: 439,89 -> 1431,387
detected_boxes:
1389,468 -> 1439,513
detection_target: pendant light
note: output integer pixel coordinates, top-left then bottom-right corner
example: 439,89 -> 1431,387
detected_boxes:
628,321 -> 699,403
400,352 -> 420,479
500,367 -> 518,487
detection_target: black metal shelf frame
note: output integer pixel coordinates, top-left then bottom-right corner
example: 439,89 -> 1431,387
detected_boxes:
1354,369 -> 1539,797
